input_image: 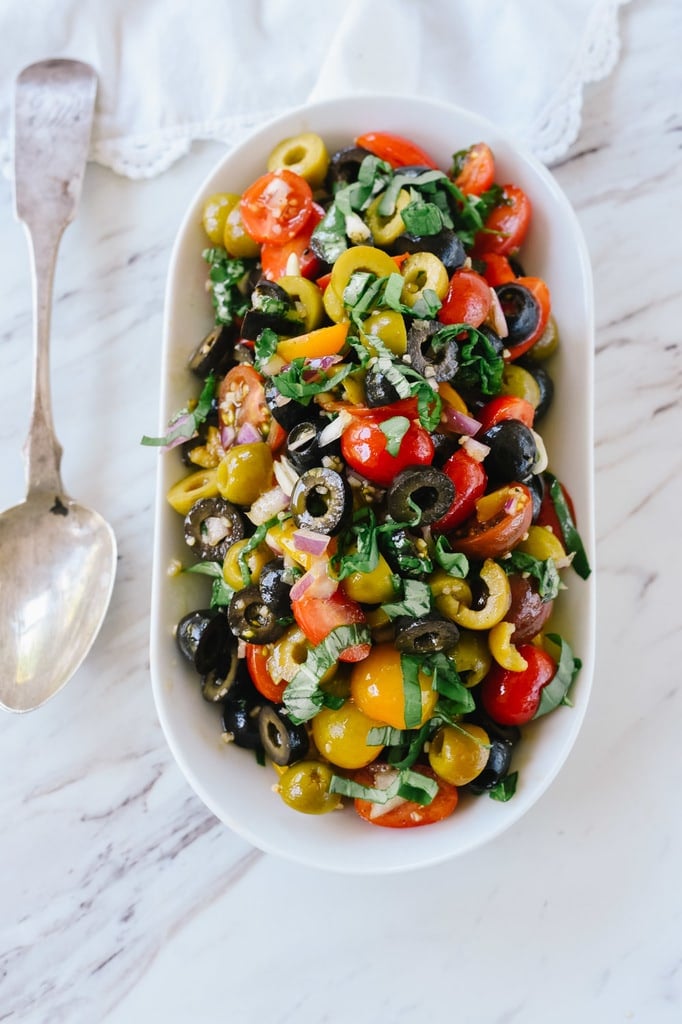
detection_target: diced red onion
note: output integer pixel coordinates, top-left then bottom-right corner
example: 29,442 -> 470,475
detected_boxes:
292,528 -> 331,557
459,436 -> 490,462
236,421 -> 261,445
504,493 -> 521,514
308,354 -> 343,371
247,486 -> 290,525
289,560 -> 338,601
442,405 -> 483,437
220,424 -> 236,450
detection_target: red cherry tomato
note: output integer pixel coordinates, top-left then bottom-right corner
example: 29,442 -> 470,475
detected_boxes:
536,477 -> 578,539
473,184 -> 532,257
291,590 -> 370,663
452,142 -> 495,196
478,395 -> 535,431
245,643 -> 287,703
480,645 -> 558,725
438,268 -> 492,328
504,276 -> 551,361
480,253 -> 516,287
218,365 -> 286,450
355,131 -> 439,170
260,203 -> 325,281
352,763 -> 458,828
340,414 -> 434,489
432,449 -> 487,533
449,483 -> 534,560
240,169 -> 313,245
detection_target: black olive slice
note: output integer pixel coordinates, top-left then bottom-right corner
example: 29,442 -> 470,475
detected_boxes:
187,324 -> 236,379
227,585 -> 288,644
286,420 -> 322,472
325,145 -> 371,192
407,320 -> 459,382
257,705 -> 309,766
221,672 -> 265,750
264,380 -> 308,432
201,643 -> 240,702
184,496 -> 245,561
394,614 -> 460,655
175,608 -> 217,665
290,467 -> 351,535
494,283 -> 541,349
364,365 -> 401,407
194,612 -> 234,675
390,227 -> 466,274
386,467 -> 455,526
258,557 -> 296,617
241,280 -> 304,340
478,420 -> 538,483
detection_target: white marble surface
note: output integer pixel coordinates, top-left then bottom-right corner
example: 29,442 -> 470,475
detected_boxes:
1,1 -> 681,1020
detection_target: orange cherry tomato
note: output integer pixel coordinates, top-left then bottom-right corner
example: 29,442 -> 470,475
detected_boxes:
260,203 -> 324,281
218,365 -> 286,449
480,645 -> 557,725
291,591 -> 370,663
355,131 -> 439,169
477,395 -> 535,431
245,643 -> 287,702
352,763 -> 458,828
240,169 -> 313,245
277,322 -> 349,364
438,268 -> 492,327
449,483 -> 534,559
452,142 -> 495,196
473,184 -> 532,257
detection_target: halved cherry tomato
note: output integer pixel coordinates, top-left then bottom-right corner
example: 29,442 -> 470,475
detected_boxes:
480,645 -> 557,725
355,131 -> 439,170
260,203 -> 324,281
480,253 -> 517,287
438,268 -> 492,327
536,476 -> 577,538
449,483 -> 534,559
277,322 -> 349,363
341,414 -> 434,488
240,169 -> 313,245
291,590 -> 370,663
432,449 -> 487,533
452,142 -> 495,196
245,643 -> 287,702
352,763 -> 458,828
473,184 -> 532,257
316,393 -> 420,420
478,395 -> 535,431
217,365 -> 286,450
505,276 -> 551,361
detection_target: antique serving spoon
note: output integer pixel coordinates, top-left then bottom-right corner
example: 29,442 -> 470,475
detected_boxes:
0,59 -> 117,712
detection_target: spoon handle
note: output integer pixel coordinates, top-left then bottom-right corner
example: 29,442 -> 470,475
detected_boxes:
13,59 -> 97,497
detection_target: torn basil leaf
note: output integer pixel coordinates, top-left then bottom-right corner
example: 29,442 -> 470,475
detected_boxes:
533,633 -> 582,719
433,536 -> 469,578
382,579 -> 432,619
283,625 -> 371,723
489,771 -> 518,802
500,550 -> 561,602
379,415 -> 411,456
546,474 -> 592,579
141,372 -> 216,448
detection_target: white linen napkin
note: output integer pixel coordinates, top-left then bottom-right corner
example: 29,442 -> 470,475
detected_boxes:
0,0 -> 630,178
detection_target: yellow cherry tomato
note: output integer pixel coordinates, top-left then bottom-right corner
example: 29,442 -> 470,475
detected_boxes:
428,724 -> 490,786
312,701 -> 385,769
350,643 -> 438,729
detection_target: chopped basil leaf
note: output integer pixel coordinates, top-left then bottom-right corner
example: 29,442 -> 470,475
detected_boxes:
328,774 -> 393,802
533,633 -> 582,719
433,536 -> 469,578
546,474 -> 592,579
202,248 -> 254,325
310,202 -> 348,263
272,358 -> 356,404
401,199 -> 444,237
329,767 -> 436,807
183,560 -> 235,608
500,550 -> 561,601
283,624 -> 371,723
141,373 -> 216,448
399,655 -> 426,729
379,415 -> 411,456
426,654 -> 474,711
382,579 -> 432,619
410,288 -> 442,319
366,725 -> 410,746
237,515 -> 283,585
396,769 -> 438,805
253,327 -> 279,370
456,326 -> 504,395
489,772 -> 518,802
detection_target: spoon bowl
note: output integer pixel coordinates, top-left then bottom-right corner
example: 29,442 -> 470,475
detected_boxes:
0,59 -> 117,713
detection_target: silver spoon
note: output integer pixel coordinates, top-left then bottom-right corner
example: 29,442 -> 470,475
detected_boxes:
0,59 -> 116,713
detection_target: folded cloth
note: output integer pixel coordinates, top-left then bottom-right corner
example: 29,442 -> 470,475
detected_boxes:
0,0 -> 630,178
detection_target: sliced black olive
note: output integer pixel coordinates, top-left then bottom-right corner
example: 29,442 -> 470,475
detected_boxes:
194,611 -> 234,675
227,585 -> 287,644
258,704 -> 309,766
394,614 -> 460,655
494,283 -> 541,350
519,360 -> 554,421
221,670 -> 265,750
465,738 -> 514,794
386,467 -> 455,526
391,228 -> 466,274
525,470 -> 545,521
286,420 -> 323,472
184,496 -> 245,561
290,467 -> 351,535
187,324 -> 237,379
407,319 -> 458,382
259,557 -> 296,617
364,365 -> 401,407
325,145 -> 371,192
264,380 -> 309,432
478,420 -> 538,483
201,643 -> 240,702
175,608 -> 217,665
241,280 -> 304,340
379,527 -> 432,579
430,431 -> 460,468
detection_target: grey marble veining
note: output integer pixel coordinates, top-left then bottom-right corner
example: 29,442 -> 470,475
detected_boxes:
1,1 -> 681,1021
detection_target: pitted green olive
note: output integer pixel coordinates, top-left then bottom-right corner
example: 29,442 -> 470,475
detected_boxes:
267,132 -> 330,189
277,761 -> 342,814
363,309 -> 408,355
330,245 -> 397,303
365,189 -> 411,246
400,251 -> 449,307
217,443 -> 273,507
278,275 -> 324,331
